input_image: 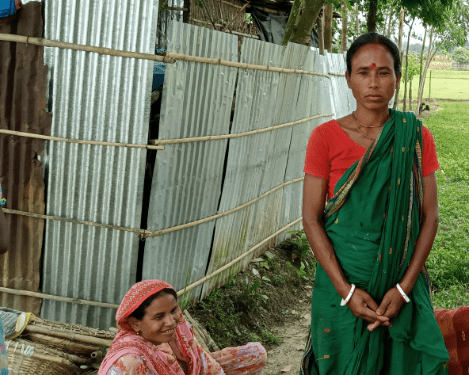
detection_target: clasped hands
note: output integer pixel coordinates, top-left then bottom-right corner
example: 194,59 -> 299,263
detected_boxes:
346,287 -> 404,331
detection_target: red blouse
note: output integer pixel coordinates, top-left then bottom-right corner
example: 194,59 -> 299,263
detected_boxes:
303,119 -> 440,199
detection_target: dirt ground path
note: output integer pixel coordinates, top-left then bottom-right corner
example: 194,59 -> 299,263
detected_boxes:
263,293 -> 312,375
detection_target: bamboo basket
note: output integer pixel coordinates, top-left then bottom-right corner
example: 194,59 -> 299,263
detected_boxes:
22,317 -> 114,355
6,338 -> 81,375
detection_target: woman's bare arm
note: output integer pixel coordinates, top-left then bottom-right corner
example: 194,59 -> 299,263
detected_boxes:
303,174 -> 389,326
372,172 -> 439,328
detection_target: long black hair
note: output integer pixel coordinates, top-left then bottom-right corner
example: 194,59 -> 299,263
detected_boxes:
346,33 -> 401,75
128,288 -> 178,321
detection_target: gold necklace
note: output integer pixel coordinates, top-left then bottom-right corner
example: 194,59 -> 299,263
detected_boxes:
352,112 -> 386,128
352,115 -> 376,140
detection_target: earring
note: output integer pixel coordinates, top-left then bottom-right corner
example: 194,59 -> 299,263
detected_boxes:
136,331 -> 141,336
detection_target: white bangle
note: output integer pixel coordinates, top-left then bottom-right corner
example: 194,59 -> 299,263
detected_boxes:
396,283 -> 410,303
340,284 -> 356,306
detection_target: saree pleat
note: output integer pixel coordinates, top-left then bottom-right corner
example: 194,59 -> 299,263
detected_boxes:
301,110 -> 449,375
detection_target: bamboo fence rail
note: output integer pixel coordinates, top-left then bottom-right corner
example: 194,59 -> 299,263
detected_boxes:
140,177 -> 304,238
0,33 -> 336,77
2,208 -> 151,236
0,286 -> 119,309
0,217 -> 302,309
176,217 -> 303,297
3,177 -> 304,238
0,129 -> 165,150
149,113 -> 333,145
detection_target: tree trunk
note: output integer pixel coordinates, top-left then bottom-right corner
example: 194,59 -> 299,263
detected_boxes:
289,0 -> 327,46
317,10 -> 325,55
418,24 -> 428,91
355,3 -> 359,36
385,8 -> 394,37
393,8 -> 405,110
397,7 -> 404,53
409,79 -> 413,111
282,0 -> 303,46
324,3 -> 333,52
402,18 -> 415,112
416,27 -> 435,114
341,1 -> 348,52
367,0 -> 379,32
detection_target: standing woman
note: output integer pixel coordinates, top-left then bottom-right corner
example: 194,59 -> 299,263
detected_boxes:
300,33 -> 449,374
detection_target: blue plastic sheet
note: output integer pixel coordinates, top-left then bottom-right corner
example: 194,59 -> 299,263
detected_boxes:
0,0 -> 16,19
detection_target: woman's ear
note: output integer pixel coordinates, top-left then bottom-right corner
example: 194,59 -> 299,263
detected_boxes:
128,317 -> 141,334
395,72 -> 402,89
345,70 -> 351,88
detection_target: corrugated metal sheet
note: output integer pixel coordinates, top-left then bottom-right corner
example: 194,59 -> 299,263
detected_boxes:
40,0 -> 158,329
278,48 -> 334,243
0,2 -> 51,314
142,21 -> 238,294
201,40 -> 315,296
327,52 -> 356,119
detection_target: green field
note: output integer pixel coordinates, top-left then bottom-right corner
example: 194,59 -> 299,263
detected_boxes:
399,70 -> 469,101
423,101 -> 469,308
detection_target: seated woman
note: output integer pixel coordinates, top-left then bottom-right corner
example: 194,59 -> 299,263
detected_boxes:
98,280 -> 267,375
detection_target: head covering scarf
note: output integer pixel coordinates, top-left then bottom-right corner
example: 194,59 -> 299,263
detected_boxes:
300,110 -> 449,375
98,280 -> 203,375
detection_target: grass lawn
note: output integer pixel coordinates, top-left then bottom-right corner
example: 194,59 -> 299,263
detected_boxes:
399,70 -> 469,101
423,101 -> 469,308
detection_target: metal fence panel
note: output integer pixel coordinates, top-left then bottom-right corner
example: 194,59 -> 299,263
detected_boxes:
41,0 -> 158,329
278,48 -> 334,242
327,52 -> 356,119
202,40 -> 319,296
142,22 -> 238,294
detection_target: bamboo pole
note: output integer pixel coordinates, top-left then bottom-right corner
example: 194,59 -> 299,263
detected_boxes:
0,34 -> 175,63
0,217 -> 302,309
162,51 -> 331,78
2,208 -> 150,236
0,287 -> 120,310
149,113 -> 333,145
3,176 -> 304,238
176,217 -> 303,296
0,129 -> 165,150
141,177 -> 304,238
0,33 -> 331,77
24,326 -> 114,347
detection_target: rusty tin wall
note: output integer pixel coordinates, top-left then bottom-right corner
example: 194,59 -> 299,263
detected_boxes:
143,21 -> 238,294
0,2 -> 52,313
40,0 -> 158,329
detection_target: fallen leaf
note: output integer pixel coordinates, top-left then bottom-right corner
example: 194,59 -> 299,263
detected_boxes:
252,268 -> 260,277
251,258 -> 264,263
291,253 -> 299,261
264,251 -> 276,259
303,285 -> 313,290
281,366 -> 292,372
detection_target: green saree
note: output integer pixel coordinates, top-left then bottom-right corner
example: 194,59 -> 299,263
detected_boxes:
301,110 -> 449,375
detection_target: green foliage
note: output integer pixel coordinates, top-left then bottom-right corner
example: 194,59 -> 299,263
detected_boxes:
403,53 -> 420,80
451,47 -> 469,64
422,101 -> 469,308
284,230 -> 312,258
